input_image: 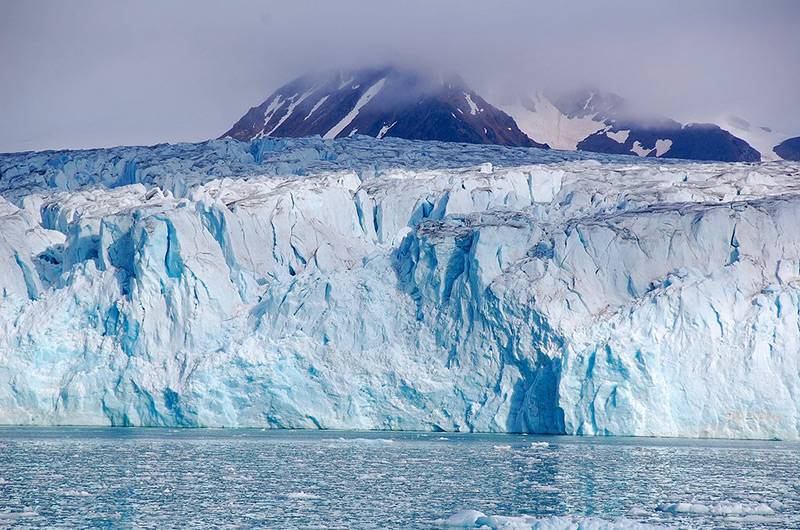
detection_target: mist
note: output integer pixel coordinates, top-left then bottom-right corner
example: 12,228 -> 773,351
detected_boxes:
1,0 -> 798,152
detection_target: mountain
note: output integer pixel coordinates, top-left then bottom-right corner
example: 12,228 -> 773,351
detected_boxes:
222,67 -> 544,148
224,67 -> 796,162
774,136 -> 800,161
715,114 -> 791,162
2,136 -> 800,438
498,89 -> 762,162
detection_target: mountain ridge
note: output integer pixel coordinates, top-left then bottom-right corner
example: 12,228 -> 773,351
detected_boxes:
498,89 -> 764,162
224,66 -> 792,162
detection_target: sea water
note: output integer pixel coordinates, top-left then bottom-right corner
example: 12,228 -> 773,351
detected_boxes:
0,428 -> 797,529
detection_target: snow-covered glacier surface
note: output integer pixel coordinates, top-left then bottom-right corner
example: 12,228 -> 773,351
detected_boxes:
1,136 -> 799,439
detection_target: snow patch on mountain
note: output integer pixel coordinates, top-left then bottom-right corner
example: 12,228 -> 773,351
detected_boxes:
267,88 -> 317,136
304,95 -> 329,121
377,122 -> 396,139
607,130 -> 630,144
631,141 -> 653,157
323,78 -> 387,140
499,93 -> 607,150
716,114 -> 791,162
464,93 -> 481,115
261,95 -> 285,132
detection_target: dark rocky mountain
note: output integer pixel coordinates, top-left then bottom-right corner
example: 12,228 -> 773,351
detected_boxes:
774,136 -> 800,161
578,121 -> 761,162
222,67 -> 544,148
500,88 -> 761,162
224,67 -> 793,162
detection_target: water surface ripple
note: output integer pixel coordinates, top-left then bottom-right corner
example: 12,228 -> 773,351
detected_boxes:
0,428 -> 797,529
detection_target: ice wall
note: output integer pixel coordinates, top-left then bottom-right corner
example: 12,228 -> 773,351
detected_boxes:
0,137 -> 798,438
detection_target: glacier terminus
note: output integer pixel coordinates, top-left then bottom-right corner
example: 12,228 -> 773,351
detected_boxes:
1,136 -> 798,439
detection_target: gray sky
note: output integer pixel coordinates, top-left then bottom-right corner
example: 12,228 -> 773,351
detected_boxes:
1,0 -> 798,153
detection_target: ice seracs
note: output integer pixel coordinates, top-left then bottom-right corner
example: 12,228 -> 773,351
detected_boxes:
0,136 -> 799,438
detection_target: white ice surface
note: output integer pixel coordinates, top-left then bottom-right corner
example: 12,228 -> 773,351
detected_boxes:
0,136 -> 799,439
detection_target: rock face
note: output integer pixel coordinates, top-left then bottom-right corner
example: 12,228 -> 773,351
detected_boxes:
222,67 -> 544,148
578,121 -> 762,162
499,89 -> 763,162
1,136 -> 799,439
774,136 -> 800,161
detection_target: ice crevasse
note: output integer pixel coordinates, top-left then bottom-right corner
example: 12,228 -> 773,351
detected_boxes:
0,136 -> 798,439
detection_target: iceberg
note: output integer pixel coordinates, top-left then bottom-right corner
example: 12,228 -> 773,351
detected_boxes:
0,136 -> 798,438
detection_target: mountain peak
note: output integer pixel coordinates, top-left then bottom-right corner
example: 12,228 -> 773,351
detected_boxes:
221,66 -> 545,148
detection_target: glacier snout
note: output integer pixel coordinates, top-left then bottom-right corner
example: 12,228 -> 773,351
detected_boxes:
0,137 -> 798,439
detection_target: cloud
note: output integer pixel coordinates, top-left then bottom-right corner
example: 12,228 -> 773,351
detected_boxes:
1,0 -> 798,152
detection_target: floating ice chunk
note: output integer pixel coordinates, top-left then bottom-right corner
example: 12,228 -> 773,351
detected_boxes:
656,502 -> 710,514
443,510 -> 486,526
531,484 -> 560,492
326,437 -> 395,446
61,489 -> 92,497
656,501 -> 775,515
287,491 -> 321,500
442,510 -> 665,529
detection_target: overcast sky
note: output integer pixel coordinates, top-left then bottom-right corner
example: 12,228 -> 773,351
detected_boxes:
1,0 -> 798,152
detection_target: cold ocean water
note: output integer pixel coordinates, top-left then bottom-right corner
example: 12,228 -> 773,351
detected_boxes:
0,428 -> 797,529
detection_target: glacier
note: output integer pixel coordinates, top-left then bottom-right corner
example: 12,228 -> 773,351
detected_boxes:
1,136 -> 799,439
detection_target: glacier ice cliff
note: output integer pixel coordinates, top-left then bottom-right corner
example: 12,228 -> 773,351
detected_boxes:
0,136 -> 799,439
